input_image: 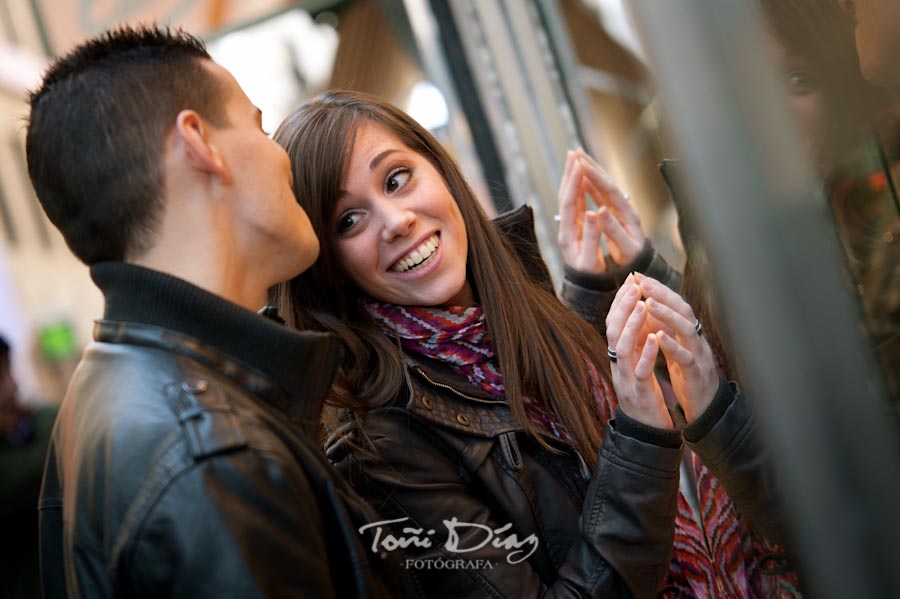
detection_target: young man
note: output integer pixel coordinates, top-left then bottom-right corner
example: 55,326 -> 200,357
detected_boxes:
27,25 -> 397,598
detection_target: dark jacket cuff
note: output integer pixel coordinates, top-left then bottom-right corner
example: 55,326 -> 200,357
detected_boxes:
681,377 -> 735,443
562,265 -> 617,292
612,239 -> 655,282
612,406 -> 683,449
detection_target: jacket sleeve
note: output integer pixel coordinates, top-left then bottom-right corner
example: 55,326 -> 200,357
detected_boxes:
123,450 -> 336,599
678,378 -> 787,544
347,418 -> 682,599
560,240 -> 683,334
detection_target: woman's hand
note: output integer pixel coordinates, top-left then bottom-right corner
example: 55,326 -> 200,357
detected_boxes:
557,149 -> 646,274
605,275 -> 673,429
636,273 -> 719,422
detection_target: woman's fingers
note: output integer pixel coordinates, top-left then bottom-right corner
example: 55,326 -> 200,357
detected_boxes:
615,300 -> 647,367
657,330 -> 695,366
574,211 -> 603,272
658,331 -> 719,423
645,297 -> 697,341
595,204 -> 643,264
557,155 -> 585,257
636,274 -> 695,321
605,275 -> 639,347
577,153 -> 638,224
634,332 -> 659,379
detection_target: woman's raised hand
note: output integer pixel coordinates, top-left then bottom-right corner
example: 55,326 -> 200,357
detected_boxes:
636,273 -> 720,422
557,149 -> 646,274
605,274 -> 673,428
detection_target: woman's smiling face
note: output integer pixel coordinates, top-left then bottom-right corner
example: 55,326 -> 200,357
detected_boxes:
331,121 -> 473,307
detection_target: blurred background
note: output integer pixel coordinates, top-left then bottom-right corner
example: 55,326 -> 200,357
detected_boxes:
0,0 -> 689,404
1,1 -> 899,597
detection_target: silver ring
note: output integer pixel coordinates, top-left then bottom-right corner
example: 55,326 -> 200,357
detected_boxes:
607,347 -> 618,363
694,319 -> 703,336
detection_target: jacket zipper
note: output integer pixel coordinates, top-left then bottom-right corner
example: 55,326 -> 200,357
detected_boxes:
412,366 -> 507,405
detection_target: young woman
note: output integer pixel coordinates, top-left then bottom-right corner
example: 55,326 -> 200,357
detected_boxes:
272,90 -> 743,598
271,90 -> 690,598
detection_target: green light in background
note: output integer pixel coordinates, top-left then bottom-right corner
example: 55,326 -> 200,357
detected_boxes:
38,321 -> 77,362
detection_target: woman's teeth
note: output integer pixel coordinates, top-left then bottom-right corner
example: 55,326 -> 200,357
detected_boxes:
391,234 -> 439,273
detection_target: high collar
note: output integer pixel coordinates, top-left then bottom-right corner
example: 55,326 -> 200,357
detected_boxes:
90,262 -> 341,424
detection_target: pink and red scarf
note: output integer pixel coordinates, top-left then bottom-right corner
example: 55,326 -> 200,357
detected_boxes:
361,298 -> 614,443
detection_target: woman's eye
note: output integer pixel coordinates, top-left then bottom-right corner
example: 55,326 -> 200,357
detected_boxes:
785,69 -> 817,94
336,212 -> 361,235
385,168 -> 411,194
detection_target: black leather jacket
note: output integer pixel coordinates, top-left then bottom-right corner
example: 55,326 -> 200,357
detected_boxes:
328,355 -> 683,599
39,263 -> 400,598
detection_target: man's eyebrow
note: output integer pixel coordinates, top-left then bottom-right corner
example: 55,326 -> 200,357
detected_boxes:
369,149 -> 399,171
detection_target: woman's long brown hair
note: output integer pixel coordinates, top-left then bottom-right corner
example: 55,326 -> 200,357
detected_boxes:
272,90 -> 612,468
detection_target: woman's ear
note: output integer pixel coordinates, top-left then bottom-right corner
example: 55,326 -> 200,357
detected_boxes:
173,109 -> 232,185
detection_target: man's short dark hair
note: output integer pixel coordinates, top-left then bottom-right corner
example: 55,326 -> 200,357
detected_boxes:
26,25 -> 229,264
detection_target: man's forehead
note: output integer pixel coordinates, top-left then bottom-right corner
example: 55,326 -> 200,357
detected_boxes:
210,62 -> 259,117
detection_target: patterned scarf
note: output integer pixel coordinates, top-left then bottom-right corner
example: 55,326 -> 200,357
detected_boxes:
361,298 -> 613,443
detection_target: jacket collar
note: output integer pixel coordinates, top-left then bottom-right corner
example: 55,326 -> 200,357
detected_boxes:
90,262 -> 340,424
492,205 -> 555,293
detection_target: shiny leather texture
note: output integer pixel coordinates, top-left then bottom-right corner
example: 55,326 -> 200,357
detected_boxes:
39,321 -> 399,598
327,356 -> 683,599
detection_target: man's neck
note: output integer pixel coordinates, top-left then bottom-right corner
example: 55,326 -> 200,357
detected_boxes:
131,251 -> 269,312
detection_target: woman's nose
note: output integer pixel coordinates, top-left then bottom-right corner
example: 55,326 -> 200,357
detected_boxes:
381,205 -> 416,242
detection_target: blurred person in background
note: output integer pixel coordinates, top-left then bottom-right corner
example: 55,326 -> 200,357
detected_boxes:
0,335 -> 57,599
764,0 -> 900,409
830,0 -> 900,412
838,0 -> 900,90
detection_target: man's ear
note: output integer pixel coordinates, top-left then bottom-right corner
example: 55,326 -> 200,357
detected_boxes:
174,109 -> 232,185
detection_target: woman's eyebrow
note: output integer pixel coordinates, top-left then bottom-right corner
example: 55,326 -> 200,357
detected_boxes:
369,149 -> 400,170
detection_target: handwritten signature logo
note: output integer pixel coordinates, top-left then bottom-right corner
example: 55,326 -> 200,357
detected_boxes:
358,517 -> 539,565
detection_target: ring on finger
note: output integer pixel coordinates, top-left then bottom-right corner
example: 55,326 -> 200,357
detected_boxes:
694,319 -> 703,336
607,347 -> 618,364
